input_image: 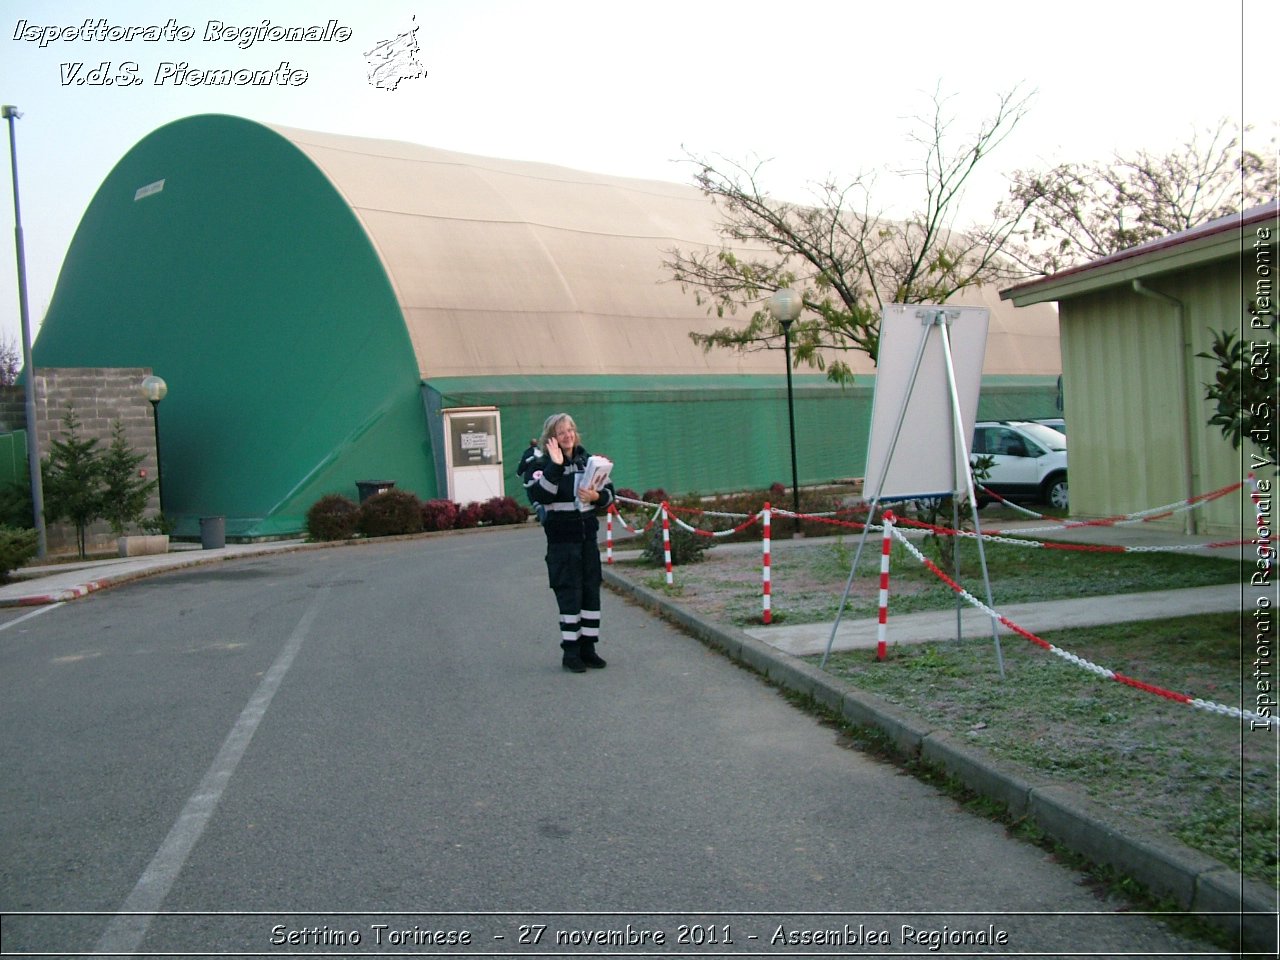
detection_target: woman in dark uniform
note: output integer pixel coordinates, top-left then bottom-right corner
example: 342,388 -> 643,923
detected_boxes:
525,412 -> 615,673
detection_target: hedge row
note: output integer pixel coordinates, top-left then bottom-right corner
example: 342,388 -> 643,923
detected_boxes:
0,525 -> 39,583
305,490 -> 529,542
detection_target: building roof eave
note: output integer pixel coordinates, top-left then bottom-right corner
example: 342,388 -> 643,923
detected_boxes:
999,200 -> 1279,306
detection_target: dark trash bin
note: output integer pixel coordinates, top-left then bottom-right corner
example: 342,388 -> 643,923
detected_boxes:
200,516 -> 226,550
356,480 -> 396,503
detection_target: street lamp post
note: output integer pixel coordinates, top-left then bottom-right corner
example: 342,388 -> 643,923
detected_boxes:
3,104 -> 46,558
140,375 -> 167,514
768,288 -> 804,536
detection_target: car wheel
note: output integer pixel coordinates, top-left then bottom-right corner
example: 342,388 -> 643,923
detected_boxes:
1043,474 -> 1068,511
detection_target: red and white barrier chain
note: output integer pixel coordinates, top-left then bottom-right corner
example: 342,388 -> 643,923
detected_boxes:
888,523 -> 1274,729
614,478 -> 1244,547
605,500 -> 662,565
976,479 -> 1244,536
608,481 -> 1249,640
605,485 -> 1265,724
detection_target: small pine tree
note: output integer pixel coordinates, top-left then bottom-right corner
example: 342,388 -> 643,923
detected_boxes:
100,421 -> 157,536
42,407 -> 105,558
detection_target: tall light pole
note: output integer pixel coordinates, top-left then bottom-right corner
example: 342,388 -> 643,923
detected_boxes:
768,287 -> 803,536
140,375 -> 168,514
3,105 -> 46,558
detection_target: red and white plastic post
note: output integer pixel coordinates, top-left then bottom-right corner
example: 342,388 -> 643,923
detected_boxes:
876,511 -> 895,661
605,506 -> 614,564
661,502 -> 674,586
762,502 -> 772,624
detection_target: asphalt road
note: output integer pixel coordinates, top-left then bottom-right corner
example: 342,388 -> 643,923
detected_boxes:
0,528 -> 1222,958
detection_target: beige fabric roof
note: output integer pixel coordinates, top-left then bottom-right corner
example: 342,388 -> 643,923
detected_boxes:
272,124 -> 1060,379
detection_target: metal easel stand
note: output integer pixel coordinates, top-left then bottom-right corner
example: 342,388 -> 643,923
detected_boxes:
820,309 -> 1005,678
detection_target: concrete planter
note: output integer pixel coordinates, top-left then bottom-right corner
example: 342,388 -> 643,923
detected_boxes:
117,534 -> 170,557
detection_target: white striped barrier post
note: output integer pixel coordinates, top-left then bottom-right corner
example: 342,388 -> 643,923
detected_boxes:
661,502 -> 673,586
877,511 -> 895,661
762,502 -> 772,624
605,506 -> 614,564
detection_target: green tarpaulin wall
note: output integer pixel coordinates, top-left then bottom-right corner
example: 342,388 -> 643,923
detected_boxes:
31,116 -> 432,538
426,374 -> 1059,501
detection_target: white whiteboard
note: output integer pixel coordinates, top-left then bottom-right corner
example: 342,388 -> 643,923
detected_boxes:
862,304 -> 990,500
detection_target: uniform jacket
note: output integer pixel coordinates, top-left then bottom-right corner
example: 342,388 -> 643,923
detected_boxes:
526,445 -> 616,544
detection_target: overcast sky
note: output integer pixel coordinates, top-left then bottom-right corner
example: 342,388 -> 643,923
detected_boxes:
1,0 -> 1274,350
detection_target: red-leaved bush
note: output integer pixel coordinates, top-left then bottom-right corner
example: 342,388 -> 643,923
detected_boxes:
455,502 -> 485,529
306,491 -> 531,539
420,499 -> 459,532
477,496 -> 529,525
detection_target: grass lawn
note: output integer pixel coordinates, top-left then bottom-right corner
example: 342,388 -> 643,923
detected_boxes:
609,534 -> 1275,889
819,613 -> 1276,888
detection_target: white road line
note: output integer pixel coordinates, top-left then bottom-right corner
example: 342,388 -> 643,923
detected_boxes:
93,586 -> 330,957
0,603 -> 65,631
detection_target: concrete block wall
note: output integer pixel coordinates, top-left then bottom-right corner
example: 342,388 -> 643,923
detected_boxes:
2,368 -> 161,555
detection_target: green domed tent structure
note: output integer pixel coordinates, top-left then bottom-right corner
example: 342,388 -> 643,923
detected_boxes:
32,114 -> 1060,539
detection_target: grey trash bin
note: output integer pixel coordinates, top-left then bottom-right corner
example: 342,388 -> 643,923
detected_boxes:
199,516 -> 226,550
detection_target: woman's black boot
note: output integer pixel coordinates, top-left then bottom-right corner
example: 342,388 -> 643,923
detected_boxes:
560,641 -> 586,673
579,639 -> 607,669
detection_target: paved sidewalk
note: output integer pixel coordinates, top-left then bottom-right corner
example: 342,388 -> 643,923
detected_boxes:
0,539 -> 312,606
745,582 -> 1243,657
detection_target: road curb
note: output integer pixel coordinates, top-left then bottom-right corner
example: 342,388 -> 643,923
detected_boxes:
603,566 -> 1277,953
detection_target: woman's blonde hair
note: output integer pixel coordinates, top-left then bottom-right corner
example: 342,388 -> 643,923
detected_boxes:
539,412 -> 579,450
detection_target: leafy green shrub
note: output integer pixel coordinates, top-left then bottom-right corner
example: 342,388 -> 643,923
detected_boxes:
139,513 -> 174,535
0,525 -> 38,583
358,489 -> 424,537
0,480 -> 33,530
641,508 -> 713,566
306,494 -> 361,541
420,498 -> 459,532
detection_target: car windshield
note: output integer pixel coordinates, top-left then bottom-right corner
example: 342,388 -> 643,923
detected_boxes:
1017,422 -> 1067,451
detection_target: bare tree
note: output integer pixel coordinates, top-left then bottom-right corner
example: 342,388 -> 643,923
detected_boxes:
0,334 -> 19,387
664,86 -> 1036,382
998,119 -> 1277,275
